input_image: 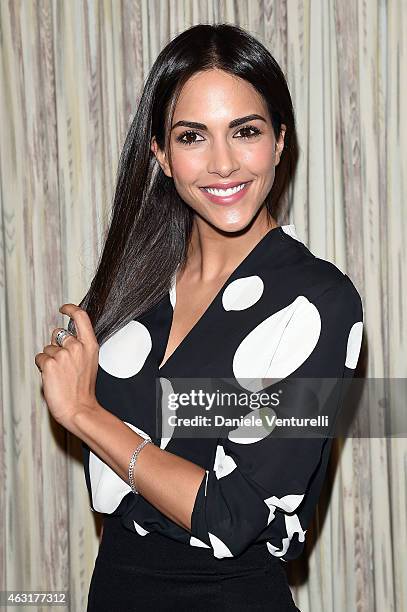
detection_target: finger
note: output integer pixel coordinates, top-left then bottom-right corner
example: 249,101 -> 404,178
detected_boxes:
43,343 -> 63,357
50,327 -> 78,347
58,304 -> 97,346
35,352 -> 51,372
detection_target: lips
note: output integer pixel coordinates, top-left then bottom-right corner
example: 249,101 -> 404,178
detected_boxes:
199,181 -> 253,205
201,180 -> 250,189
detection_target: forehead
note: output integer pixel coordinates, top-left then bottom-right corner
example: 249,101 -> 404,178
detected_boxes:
172,69 -> 267,123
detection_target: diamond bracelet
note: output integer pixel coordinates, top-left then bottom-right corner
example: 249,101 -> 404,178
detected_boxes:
128,437 -> 152,495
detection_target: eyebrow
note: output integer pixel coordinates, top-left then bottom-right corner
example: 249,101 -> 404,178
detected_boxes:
171,114 -> 267,131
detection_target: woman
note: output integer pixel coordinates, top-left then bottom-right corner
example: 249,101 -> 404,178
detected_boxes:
35,23 -> 363,611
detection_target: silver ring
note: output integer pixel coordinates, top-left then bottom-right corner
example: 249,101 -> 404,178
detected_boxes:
55,328 -> 76,347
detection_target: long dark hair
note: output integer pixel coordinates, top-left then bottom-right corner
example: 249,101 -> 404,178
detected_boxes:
69,23 -> 299,346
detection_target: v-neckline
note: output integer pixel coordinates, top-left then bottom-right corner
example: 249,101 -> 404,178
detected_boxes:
158,224 -> 291,373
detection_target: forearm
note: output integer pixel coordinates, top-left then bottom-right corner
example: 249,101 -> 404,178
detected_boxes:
72,403 -> 206,531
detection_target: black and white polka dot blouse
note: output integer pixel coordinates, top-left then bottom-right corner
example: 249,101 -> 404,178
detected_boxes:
81,224 -> 363,563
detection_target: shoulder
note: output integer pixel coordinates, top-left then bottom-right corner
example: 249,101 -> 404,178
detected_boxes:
273,230 -> 361,293
303,258 -> 363,323
261,230 -> 363,319
310,258 -> 361,302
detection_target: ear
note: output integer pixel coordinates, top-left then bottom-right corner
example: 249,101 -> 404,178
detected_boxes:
150,136 -> 172,177
274,124 -> 287,167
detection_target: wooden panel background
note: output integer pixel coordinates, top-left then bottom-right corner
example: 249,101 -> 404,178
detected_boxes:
0,1 -> 406,610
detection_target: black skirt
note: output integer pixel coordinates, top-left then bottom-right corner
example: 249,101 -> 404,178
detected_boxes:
87,515 -> 300,611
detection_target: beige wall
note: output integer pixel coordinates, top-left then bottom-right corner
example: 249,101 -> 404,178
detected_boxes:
1,1 -> 406,610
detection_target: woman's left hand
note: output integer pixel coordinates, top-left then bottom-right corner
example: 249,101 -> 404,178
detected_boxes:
35,304 -> 100,432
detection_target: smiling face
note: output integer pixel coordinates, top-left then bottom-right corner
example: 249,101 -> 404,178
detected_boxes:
151,68 -> 286,233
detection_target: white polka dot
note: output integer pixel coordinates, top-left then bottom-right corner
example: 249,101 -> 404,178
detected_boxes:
213,445 -> 237,478
123,421 -> 151,439
267,538 -> 290,557
281,224 -> 301,242
159,377 -> 176,449
99,321 -> 152,378
89,452 -> 130,514
88,421 -> 150,513
222,275 -> 264,311
233,296 -> 321,392
345,321 -> 363,368
133,521 -> 149,536
208,533 -> 234,558
203,470 -> 209,496
264,493 -> 305,524
227,407 -> 276,444
169,265 -> 180,309
265,493 -> 305,513
89,451 -> 130,513
266,513 -> 306,557
190,536 -> 211,548
169,280 -> 176,309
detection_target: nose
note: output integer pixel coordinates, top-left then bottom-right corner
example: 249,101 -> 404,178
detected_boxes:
206,138 -> 240,177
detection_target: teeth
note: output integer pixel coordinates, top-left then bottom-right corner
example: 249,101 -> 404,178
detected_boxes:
203,183 -> 247,196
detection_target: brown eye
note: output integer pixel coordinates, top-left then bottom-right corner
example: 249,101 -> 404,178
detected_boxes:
175,125 -> 261,146
176,130 -> 205,146
235,125 -> 262,139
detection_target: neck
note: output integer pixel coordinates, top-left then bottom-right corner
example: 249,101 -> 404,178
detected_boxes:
185,209 -> 278,283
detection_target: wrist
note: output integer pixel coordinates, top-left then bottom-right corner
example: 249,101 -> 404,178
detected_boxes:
70,399 -> 103,438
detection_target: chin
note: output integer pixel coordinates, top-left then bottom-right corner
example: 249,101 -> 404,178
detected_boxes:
209,216 -> 258,234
